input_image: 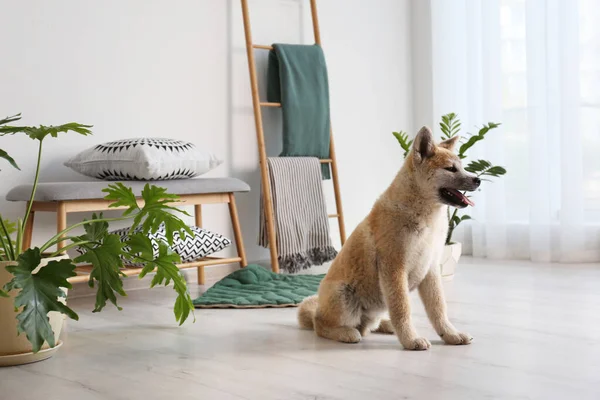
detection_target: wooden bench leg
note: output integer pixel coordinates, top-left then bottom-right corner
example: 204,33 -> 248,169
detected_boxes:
56,202 -> 67,252
22,208 -> 35,251
194,204 -> 205,285
228,193 -> 247,268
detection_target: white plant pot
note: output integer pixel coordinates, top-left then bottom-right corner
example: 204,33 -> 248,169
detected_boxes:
0,254 -> 69,366
440,242 -> 462,281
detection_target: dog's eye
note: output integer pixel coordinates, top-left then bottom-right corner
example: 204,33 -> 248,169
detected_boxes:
444,166 -> 457,173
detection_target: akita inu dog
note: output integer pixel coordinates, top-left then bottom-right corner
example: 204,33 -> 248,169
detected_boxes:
298,126 -> 480,350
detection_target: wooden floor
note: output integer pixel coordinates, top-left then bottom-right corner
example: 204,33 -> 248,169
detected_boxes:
2,257 -> 600,400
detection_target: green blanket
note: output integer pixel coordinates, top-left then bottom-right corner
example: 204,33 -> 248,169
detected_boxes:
193,264 -> 324,308
267,43 -> 331,179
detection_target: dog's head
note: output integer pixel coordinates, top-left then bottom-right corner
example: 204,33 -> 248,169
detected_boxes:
409,126 -> 480,208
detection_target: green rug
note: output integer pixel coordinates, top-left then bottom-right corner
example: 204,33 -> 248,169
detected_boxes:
193,264 -> 324,309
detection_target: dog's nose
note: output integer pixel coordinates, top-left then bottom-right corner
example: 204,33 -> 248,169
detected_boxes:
473,177 -> 481,187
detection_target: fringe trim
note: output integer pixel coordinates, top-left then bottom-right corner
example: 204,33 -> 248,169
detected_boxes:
279,246 -> 338,273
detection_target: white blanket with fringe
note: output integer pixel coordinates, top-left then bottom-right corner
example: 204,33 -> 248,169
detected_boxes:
259,157 -> 337,273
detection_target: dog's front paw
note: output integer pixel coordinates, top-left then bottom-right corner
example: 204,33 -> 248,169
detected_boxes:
402,337 -> 431,351
441,331 -> 473,345
339,328 -> 362,343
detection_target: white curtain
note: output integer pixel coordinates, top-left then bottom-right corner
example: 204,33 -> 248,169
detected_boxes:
428,0 -> 600,262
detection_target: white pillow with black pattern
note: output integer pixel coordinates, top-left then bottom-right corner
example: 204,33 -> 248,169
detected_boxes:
78,225 -> 232,266
64,138 -> 222,181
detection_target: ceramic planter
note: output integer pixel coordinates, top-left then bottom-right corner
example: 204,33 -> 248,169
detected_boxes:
0,254 -> 69,366
440,242 -> 462,281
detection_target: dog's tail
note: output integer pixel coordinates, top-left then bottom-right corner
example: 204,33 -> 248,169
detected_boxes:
297,295 -> 318,330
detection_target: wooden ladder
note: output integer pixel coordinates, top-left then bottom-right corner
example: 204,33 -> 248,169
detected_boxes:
240,0 -> 346,273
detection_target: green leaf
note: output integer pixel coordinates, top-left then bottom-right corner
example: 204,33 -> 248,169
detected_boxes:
1,218 -> 17,235
0,289 -> 7,297
126,233 -> 155,262
465,159 -> 492,174
3,248 -> 78,353
392,131 -> 413,158
0,113 -> 22,126
141,184 -> 180,205
140,241 -> 193,325
125,184 -> 191,245
138,240 -> 180,278
103,183 -> 191,246
483,166 -> 507,177
81,213 -> 109,242
439,113 -> 461,140
465,160 -> 506,178
103,183 -> 139,216
458,122 -> 501,158
450,125 -> 462,137
460,215 -> 472,222
451,215 -> 460,226
0,122 -> 92,141
458,137 -> 481,158
0,148 -> 20,170
0,126 -> 25,136
74,234 -> 127,312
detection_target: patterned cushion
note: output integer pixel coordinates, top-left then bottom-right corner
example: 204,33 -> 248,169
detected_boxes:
77,225 -> 232,266
64,138 -> 222,181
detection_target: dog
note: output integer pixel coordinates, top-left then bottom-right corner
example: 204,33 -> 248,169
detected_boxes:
297,126 -> 480,350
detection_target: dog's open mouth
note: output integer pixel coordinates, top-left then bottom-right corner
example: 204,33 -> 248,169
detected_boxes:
439,188 -> 474,208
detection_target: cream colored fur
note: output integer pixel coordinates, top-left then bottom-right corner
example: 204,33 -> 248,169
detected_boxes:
298,127 -> 477,350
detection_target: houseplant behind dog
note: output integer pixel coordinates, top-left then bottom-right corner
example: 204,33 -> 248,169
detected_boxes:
298,126 -> 479,350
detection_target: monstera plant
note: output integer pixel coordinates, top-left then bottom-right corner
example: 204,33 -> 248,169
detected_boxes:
0,113 -> 194,357
393,113 -> 507,278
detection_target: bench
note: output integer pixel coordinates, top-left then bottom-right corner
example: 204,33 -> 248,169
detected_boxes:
6,178 -> 250,285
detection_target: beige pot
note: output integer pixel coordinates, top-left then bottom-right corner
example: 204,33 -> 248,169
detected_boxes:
0,254 -> 69,366
440,242 -> 462,281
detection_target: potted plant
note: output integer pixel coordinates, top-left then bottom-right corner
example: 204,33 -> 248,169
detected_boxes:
393,113 -> 507,280
0,113 -> 195,366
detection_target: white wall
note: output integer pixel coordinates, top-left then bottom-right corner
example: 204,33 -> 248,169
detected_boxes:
0,0 -> 413,265
409,0 -> 434,129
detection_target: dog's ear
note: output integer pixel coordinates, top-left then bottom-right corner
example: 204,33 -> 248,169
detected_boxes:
439,135 -> 460,152
413,126 -> 435,162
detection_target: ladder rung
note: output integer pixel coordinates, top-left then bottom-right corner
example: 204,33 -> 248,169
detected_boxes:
319,159 -> 333,164
328,214 -> 340,218
253,44 -> 273,50
260,102 -> 281,107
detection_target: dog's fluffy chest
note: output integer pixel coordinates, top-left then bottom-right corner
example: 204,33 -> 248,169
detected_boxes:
404,208 -> 448,290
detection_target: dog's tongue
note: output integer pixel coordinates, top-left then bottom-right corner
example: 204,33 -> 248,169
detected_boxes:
464,195 -> 475,207
450,189 -> 475,207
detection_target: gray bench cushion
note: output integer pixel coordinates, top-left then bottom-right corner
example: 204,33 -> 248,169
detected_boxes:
6,178 -> 250,202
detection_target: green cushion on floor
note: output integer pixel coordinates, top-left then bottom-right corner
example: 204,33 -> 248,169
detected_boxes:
193,264 -> 324,308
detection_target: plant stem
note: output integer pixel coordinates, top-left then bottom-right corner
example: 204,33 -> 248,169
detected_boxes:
16,219 -> 23,259
19,140 -> 43,255
0,234 -> 9,262
47,240 -> 95,258
446,208 -> 459,245
39,216 -> 131,253
0,217 -> 16,260
39,235 -> 84,256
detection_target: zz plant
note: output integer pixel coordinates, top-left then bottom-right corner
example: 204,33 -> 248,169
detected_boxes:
0,113 -> 194,353
393,113 -> 507,245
